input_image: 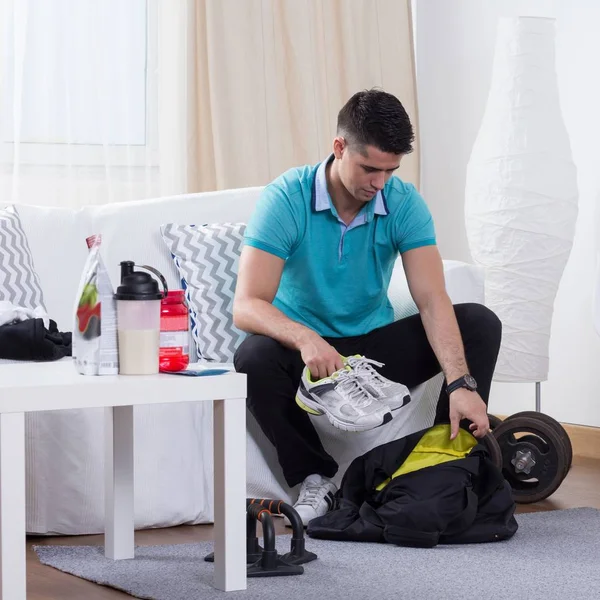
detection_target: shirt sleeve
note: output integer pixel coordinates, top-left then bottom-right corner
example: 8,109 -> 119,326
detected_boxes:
394,186 -> 437,254
243,183 -> 300,260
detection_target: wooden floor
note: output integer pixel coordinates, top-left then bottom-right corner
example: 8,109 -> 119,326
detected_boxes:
27,456 -> 600,600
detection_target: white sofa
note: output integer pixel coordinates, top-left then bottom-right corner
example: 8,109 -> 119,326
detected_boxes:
4,187 -> 484,535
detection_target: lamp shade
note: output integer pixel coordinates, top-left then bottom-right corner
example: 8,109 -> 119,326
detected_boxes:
465,17 -> 578,383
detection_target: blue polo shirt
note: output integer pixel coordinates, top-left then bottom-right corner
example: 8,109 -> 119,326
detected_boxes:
244,156 -> 436,337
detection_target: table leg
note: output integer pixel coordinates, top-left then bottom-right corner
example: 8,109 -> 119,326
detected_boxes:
213,398 -> 246,591
0,412 -> 26,600
104,406 -> 134,560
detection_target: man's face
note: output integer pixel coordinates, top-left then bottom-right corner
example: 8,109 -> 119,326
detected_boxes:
334,139 -> 402,203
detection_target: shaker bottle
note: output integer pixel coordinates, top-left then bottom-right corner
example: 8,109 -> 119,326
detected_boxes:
114,261 -> 167,375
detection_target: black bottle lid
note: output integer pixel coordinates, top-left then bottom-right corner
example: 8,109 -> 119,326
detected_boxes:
114,261 -> 165,301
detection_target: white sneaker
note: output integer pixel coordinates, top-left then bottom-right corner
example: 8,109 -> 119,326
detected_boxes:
295,366 -> 392,432
285,474 -> 337,528
345,355 -> 411,411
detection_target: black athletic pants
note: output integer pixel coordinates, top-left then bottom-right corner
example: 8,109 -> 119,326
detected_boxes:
234,303 -> 502,487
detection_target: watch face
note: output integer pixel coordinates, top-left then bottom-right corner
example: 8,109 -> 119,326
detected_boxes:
465,374 -> 477,390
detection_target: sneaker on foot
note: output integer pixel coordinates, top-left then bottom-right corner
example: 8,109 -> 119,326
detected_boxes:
285,474 -> 337,527
295,366 -> 392,432
344,355 -> 411,411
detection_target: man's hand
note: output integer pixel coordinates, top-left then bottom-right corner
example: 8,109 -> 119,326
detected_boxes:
449,388 -> 490,440
298,333 -> 344,380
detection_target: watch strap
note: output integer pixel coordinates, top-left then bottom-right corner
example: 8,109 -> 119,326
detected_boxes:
446,376 -> 470,395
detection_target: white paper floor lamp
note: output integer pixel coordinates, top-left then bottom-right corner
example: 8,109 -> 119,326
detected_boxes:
464,17 -> 579,411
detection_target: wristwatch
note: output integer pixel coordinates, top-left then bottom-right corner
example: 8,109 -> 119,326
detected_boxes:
446,374 -> 478,395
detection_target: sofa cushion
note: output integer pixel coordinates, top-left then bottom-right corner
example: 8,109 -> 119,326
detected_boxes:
0,206 -> 46,311
161,222 -> 246,362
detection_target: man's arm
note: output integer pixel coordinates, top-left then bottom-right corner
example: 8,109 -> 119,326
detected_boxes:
233,246 -> 343,379
401,245 -> 489,439
233,246 -> 311,348
402,245 -> 468,383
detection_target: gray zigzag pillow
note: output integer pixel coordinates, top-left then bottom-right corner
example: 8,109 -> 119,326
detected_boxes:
161,222 -> 247,363
0,205 -> 46,311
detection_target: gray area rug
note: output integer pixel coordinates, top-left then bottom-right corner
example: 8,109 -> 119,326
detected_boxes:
34,508 -> 599,600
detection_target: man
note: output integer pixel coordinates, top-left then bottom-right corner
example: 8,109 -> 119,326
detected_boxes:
233,89 -> 501,526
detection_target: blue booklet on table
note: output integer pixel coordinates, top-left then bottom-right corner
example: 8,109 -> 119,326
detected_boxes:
160,362 -> 235,377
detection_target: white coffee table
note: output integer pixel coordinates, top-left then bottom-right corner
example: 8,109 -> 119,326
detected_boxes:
0,359 -> 247,599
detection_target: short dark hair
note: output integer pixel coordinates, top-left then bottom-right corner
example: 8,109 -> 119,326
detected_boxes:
337,89 -> 414,155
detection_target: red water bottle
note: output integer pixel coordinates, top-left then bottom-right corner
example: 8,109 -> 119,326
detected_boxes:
159,290 -> 190,372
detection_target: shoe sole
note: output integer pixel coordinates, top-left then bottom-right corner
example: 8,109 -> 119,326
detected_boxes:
389,394 -> 411,411
295,392 -> 324,416
295,389 -> 392,432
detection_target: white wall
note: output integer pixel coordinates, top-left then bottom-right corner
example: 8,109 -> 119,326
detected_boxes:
415,0 -> 600,426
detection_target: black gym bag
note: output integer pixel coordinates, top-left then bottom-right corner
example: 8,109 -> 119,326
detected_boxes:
307,424 -> 518,548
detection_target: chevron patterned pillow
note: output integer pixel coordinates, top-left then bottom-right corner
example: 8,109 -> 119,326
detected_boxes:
0,205 -> 46,311
161,222 -> 247,363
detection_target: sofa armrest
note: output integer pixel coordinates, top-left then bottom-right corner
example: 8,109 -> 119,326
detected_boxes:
388,259 -> 485,321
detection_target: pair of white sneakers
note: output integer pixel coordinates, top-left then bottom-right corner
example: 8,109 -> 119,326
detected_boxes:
295,354 -> 411,433
289,355 -> 411,527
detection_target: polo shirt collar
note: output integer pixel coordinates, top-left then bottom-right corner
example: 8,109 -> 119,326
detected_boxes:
312,154 -> 389,218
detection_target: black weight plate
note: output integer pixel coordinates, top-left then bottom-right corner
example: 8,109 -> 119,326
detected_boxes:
494,418 -> 567,503
507,411 -> 572,463
507,411 -> 573,476
493,416 -> 567,504
481,432 -> 503,470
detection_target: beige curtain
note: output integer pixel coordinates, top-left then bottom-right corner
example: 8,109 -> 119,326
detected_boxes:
158,0 -> 419,195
